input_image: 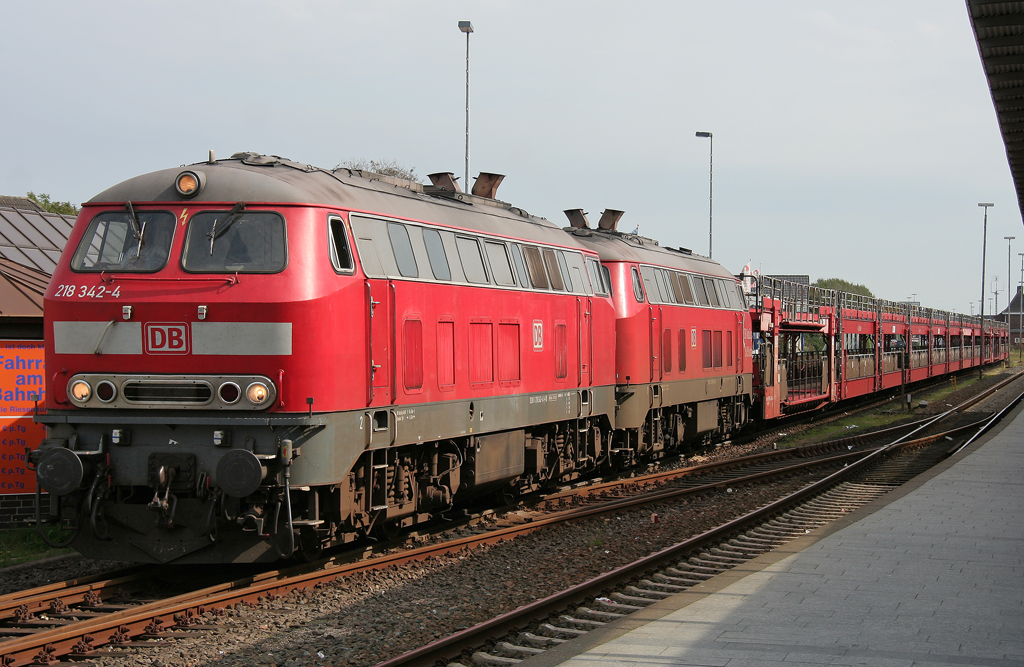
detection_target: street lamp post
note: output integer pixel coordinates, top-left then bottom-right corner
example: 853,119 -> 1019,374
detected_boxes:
1019,252 -> 1023,360
696,131 -> 713,258
458,21 -> 474,191
979,203 -> 994,379
1006,236 -> 1015,312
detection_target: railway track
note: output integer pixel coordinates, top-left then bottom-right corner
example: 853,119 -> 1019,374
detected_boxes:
2,369 -> 1020,667
377,382 -> 1024,667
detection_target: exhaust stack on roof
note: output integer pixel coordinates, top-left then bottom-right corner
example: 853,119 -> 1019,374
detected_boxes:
598,209 -> 624,231
428,172 -> 463,193
563,209 -> 590,229
471,172 -> 505,199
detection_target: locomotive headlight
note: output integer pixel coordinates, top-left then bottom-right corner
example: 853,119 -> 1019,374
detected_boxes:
246,382 -> 270,405
70,380 -> 92,403
174,170 -> 205,198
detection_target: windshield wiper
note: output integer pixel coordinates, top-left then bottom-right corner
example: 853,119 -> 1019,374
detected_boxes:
208,202 -> 246,255
125,201 -> 146,258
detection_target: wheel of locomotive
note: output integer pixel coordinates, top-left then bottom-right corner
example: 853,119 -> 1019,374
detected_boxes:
375,516 -> 404,542
294,526 -> 324,562
497,483 -> 520,506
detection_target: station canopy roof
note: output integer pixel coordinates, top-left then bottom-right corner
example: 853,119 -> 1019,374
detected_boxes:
969,1 -> 1024,221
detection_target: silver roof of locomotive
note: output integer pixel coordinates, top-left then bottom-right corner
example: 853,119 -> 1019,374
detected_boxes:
88,153 -> 581,250
565,227 -> 736,279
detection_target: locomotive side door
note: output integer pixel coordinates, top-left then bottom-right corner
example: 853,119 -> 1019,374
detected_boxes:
577,297 -> 592,388
366,278 -> 394,406
649,306 -> 662,382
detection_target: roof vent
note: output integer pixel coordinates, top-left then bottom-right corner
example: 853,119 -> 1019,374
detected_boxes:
471,172 -> 505,199
563,209 -> 590,229
428,172 -> 463,193
598,209 -> 624,231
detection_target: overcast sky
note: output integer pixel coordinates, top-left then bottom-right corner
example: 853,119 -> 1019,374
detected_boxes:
1,1 -> 1020,314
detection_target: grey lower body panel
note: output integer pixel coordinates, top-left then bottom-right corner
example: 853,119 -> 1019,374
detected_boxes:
615,374 -> 753,430
40,385 -> 616,489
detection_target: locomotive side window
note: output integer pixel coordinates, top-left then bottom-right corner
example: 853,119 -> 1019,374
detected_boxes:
677,272 -> 696,305
422,228 -> 451,281
562,251 -> 591,294
387,223 -> 419,278
704,278 -> 721,307
328,216 -> 354,272
543,249 -> 565,291
183,210 -> 286,273
669,272 -> 685,303
555,251 -> 573,292
456,236 -> 489,284
639,266 -> 660,302
733,283 -> 744,309
71,210 -> 175,273
586,258 -> 608,296
522,246 -> 548,289
485,241 -> 516,286
631,267 -> 645,302
510,244 -> 532,288
655,269 -> 675,304
718,280 -> 736,309
692,277 -> 710,306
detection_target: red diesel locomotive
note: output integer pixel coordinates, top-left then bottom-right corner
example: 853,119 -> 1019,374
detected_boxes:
30,153 -> 1008,564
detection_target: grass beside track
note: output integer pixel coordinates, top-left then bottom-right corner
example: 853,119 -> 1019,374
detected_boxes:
772,363 -> 1019,449
0,526 -> 73,568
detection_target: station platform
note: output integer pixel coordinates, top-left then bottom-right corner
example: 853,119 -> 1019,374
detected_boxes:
536,405 -> 1024,667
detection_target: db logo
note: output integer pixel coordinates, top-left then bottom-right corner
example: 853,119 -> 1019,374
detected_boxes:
145,323 -> 190,354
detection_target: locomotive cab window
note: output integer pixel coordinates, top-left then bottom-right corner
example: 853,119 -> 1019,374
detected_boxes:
71,209 -> 176,273
183,209 -> 286,273
631,267 -> 645,302
602,265 -> 613,297
328,216 -> 354,273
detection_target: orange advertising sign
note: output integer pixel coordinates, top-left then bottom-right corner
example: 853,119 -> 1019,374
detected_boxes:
0,341 -> 46,494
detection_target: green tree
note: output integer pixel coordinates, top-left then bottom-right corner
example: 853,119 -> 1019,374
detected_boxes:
26,192 -> 79,216
335,158 -> 419,182
812,277 -> 873,297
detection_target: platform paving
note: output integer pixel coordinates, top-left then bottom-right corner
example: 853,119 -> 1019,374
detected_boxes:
535,404 -> 1024,667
